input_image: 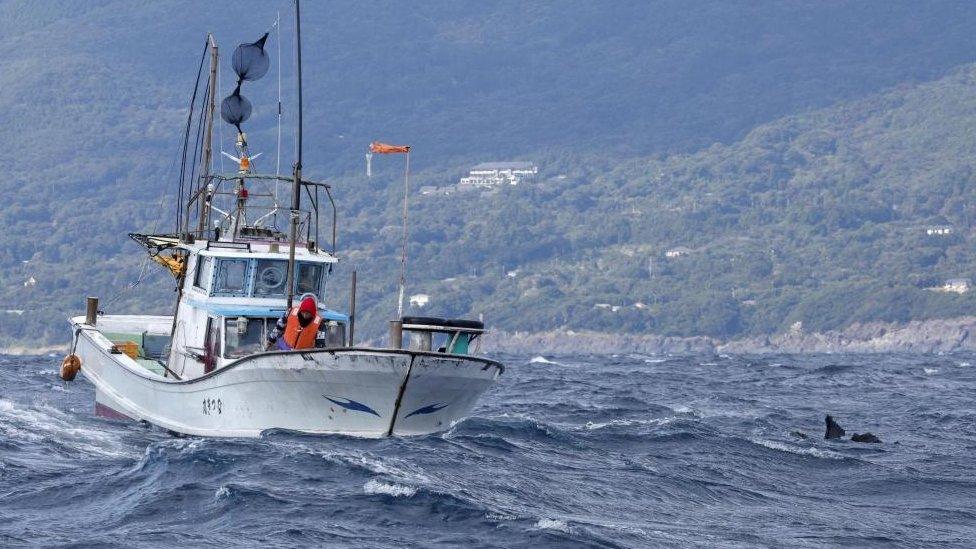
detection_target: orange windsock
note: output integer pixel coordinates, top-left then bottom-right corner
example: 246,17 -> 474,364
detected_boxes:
370,141 -> 410,154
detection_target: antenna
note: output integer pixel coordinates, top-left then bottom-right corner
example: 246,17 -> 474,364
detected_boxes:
274,10 -> 282,227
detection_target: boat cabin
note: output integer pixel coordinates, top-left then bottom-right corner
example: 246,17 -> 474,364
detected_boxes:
399,316 -> 485,355
168,241 -> 349,379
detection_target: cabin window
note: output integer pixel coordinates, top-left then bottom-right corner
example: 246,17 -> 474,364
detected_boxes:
253,259 -> 289,297
323,321 -> 346,348
449,333 -> 471,355
204,317 -> 221,373
214,259 -> 250,296
223,317 -> 270,358
296,262 -> 325,296
408,331 -> 433,351
193,256 -> 214,291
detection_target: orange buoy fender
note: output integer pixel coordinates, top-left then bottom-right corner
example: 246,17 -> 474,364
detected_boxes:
60,354 -> 81,381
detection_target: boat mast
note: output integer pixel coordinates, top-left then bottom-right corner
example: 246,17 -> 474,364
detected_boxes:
285,0 -> 304,310
197,34 -> 219,235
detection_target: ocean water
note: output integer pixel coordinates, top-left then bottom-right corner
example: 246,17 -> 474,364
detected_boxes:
1,352 -> 975,548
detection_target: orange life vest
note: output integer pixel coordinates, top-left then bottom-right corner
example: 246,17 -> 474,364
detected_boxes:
283,307 -> 322,350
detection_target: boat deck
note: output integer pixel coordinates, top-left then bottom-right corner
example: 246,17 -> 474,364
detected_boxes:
73,315 -> 172,377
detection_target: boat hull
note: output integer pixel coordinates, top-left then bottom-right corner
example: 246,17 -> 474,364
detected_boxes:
71,320 -> 502,438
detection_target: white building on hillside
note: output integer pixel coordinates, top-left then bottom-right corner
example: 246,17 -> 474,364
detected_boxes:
665,246 -> 692,258
457,162 -> 538,190
925,225 -> 953,236
942,278 -> 971,294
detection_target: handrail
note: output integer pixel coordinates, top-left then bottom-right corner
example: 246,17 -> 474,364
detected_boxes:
203,173 -> 336,252
209,172 -> 330,188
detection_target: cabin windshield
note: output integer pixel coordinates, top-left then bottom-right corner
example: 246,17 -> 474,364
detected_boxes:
223,317 -> 273,358
253,259 -> 288,297
214,259 -> 249,295
407,330 -> 473,354
297,263 -> 325,295
204,256 -> 326,298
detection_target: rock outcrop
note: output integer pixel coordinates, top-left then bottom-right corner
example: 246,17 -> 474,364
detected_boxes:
718,317 -> 976,354
481,329 -> 718,355
482,317 -> 976,355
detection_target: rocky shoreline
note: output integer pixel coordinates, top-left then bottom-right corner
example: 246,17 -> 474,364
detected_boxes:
482,316 -> 976,355
6,317 -> 976,356
0,344 -> 70,356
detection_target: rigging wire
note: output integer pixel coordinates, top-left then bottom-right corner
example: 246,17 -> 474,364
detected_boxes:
100,109 -> 192,312
217,50 -> 226,175
106,14 -> 285,313
185,77 -> 210,233
101,35 -> 212,313
175,39 -> 210,234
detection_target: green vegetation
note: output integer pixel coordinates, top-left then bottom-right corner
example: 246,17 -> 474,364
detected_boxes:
3,2 -> 976,346
341,65 -> 976,340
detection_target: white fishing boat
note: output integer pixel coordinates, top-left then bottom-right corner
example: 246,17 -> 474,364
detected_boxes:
63,3 -> 503,438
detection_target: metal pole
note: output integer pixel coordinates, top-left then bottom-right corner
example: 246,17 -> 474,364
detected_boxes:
197,35 -> 218,235
85,297 -> 99,326
285,0 -> 304,310
389,320 -> 403,349
348,270 -> 357,346
396,152 -> 409,319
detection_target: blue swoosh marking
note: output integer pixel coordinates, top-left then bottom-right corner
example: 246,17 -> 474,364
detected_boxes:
323,396 -> 381,417
404,403 -> 448,419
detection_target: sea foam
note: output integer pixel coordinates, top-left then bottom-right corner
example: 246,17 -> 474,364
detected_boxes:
364,479 -> 417,497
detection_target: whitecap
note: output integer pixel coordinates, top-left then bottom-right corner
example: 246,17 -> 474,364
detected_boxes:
0,398 -> 136,459
751,438 -> 844,460
356,455 -> 432,485
535,518 -> 571,533
644,358 -> 667,364
583,417 -> 674,430
529,356 -> 560,365
957,361 -> 970,367
215,485 -> 230,499
364,479 -> 417,497
923,368 -> 939,375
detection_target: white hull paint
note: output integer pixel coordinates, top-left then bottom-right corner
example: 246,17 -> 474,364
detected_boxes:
71,318 -> 502,438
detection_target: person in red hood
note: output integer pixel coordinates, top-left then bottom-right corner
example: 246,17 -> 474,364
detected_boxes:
267,294 -> 326,350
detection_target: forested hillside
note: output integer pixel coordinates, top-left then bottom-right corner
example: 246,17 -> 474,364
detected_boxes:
2,1 -> 976,345
341,65 -> 976,340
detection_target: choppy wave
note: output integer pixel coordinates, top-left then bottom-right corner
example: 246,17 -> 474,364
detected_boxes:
2,352 -> 976,548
